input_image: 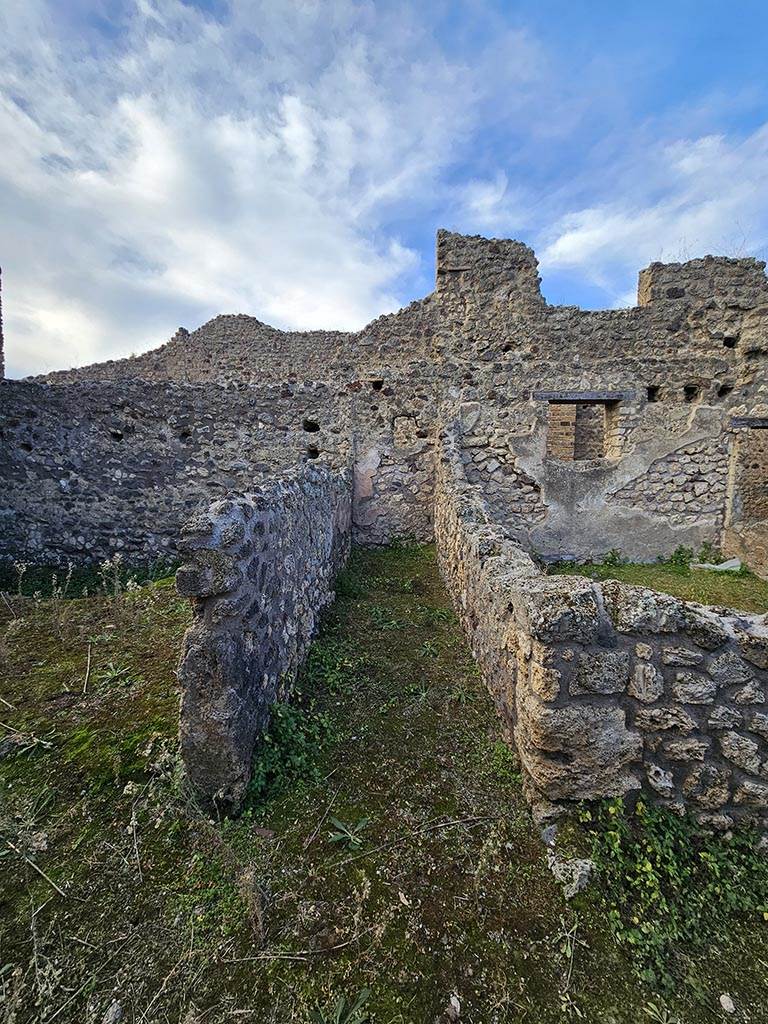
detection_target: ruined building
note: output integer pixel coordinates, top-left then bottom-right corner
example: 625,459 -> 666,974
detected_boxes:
2,231 -> 768,834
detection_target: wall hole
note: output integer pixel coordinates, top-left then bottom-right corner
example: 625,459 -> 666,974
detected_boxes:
302,418 -> 320,432
370,379 -> 384,391
717,383 -> 734,398
723,336 -> 738,349
647,385 -> 660,402
306,445 -> 320,459
683,384 -> 700,403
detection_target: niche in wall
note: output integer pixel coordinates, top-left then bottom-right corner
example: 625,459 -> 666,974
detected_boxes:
535,390 -> 629,462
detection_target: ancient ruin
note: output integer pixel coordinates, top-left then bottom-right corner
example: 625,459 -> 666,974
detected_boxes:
2,230 -> 768,832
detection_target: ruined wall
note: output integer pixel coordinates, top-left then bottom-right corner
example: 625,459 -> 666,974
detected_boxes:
0,369 -> 435,563
435,230 -> 768,564
0,267 -> 4,380
0,379 -> 353,563
39,297 -> 436,388
435,428 -> 768,833
3,230 -> 768,571
176,464 -> 352,811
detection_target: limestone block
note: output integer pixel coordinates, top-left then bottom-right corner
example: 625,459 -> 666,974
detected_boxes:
737,633 -> 768,669
635,707 -> 697,733
682,765 -> 731,809
709,651 -> 754,687
664,738 -> 709,761
646,764 -> 674,797
628,662 -> 664,703
529,662 -> 561,702
708,705 -> 744,730
734,780 -> 768,805
719,731 -> 761,774
514,689 -> 642,800
661,646 -> 703,666
600,581 -> 684,635
672,671 -> 717,704
681,611 -> 730,651
748,712 -> 768,741
734,680 -> 766,705
570,650 -> 631,696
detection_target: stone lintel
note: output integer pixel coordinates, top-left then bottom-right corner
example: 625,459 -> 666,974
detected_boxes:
532,390 -> 635,403
731,416 -> 768,429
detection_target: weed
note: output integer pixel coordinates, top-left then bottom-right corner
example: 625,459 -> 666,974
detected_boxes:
246,701 -> 333,804
644,1002 -> 679,1024
418,604 -> 455,626
96,662 -> 134,686
696,541 -> 723,565
369,605 -> 405,631
581,798 -> 768,990
304,638 -> 369,695
485,740 -> 522,784
601,548 -> 627,566
665,545 -> 694,567
311,989 -> 372,1024
327,816 -> 370,851
421,638 -> 439,658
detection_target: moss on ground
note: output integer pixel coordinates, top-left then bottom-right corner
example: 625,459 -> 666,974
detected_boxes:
0,546 -> 765,1023
549,559 -> 768,613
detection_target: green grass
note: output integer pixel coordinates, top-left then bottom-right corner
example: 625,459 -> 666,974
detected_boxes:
0,546 -> 766,1022
549,559 -> 768,613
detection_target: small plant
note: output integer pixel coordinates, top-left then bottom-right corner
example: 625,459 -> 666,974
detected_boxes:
97,662 -> 133,685
486,740 -> 522,784
644,1002 -> 679,1024
369,605 -> 405,631
98,553 -> 125,597
696,540 -> 724,565
421,638 -> 439,658
418,604 -> 454,626
600,548 -> 627,567
666,545 -> 694,567
311,989 -> 372,1024
581,797 -> 768,991
304,638 -> 368,695
13,561 -> 29,597
327,816 -> 370,851
246,700 -> 333,804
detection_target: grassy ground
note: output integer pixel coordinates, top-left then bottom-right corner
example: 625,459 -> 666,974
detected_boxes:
549,561 -> 768,614
0,546 -> 766,1023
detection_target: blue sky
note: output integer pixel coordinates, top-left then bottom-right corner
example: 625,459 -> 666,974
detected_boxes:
1,1 -> 767,376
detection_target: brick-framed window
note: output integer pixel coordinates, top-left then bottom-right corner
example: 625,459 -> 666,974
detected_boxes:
535,390 -> 630,462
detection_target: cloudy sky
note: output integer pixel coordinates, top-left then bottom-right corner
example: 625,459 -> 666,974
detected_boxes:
2,0 -> 767,377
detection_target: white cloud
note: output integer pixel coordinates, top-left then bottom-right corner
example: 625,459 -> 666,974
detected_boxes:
2,1 -> 767,373
539,125 -> 768,303
0,0 -> 541,375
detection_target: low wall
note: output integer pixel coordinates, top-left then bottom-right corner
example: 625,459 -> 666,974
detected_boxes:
176,464 -> 352,811
435,428 -> 768,834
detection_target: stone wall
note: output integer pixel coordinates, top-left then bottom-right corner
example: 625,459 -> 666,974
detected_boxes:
0,374 -> 435,563
0,378 -> 353,563
176,463 -> 351,811
435,427 -> 768,833
3,230 -> 768,573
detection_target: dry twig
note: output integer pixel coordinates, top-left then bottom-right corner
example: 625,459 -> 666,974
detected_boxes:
82,642 -> 93,695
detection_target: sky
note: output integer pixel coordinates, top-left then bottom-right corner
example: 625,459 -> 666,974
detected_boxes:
1,1 -> 768,377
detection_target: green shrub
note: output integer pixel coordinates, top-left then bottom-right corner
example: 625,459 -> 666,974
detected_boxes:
665,545 -> 694,567
246,700 -> 332,803
601,548 -> 627,567
581,798 -> 768,990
